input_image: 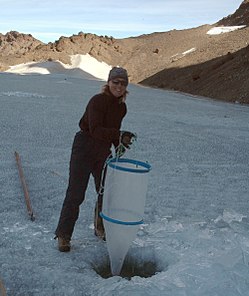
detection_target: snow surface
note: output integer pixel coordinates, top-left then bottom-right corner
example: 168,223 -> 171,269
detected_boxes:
1,70 -> 249,295
6,54 -> 112,81
207,25 -> 246,35
182,48 -> 196,55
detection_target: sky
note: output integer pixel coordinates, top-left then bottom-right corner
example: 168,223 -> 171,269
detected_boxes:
0,0 -> 243,43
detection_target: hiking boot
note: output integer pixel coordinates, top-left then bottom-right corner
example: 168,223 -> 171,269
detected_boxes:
94,197 -> 106,241
57,237 -> 71,252
94,227 -> 106,241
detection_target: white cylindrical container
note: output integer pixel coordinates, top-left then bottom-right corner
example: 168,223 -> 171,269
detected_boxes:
101,158 -> 151,275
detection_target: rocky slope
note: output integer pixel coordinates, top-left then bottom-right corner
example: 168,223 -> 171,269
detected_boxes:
141,0 -> 249,104
217,0 -> 249,26
0,1 -> 249,104
141,27 -> 249,104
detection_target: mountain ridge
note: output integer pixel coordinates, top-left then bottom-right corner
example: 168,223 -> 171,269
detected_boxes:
1,1 -> 249,104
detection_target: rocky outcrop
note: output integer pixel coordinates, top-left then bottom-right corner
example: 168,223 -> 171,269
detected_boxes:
217,0 -> 249,26
0,31 -> 43,55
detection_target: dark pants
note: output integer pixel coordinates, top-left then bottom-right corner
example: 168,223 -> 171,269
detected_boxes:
55,131 -> 109,240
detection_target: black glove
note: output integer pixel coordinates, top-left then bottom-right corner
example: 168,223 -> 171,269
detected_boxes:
120,131 -> 136,149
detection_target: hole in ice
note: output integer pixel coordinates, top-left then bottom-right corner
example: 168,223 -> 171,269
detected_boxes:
92,247 -> 164,280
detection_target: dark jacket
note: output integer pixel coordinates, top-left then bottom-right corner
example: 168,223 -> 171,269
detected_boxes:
79,92 -> 127,154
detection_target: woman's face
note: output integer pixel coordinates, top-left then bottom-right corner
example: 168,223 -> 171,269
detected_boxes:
108,79 -> 127,97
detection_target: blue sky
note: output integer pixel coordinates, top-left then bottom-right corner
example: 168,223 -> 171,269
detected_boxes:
0,0 -> 243,43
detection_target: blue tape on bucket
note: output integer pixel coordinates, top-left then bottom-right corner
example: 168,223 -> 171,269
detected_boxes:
107,158 -> 151,173
100,212 -> 144,226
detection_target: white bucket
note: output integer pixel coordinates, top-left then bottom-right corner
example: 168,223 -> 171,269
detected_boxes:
101,158 -> 151,275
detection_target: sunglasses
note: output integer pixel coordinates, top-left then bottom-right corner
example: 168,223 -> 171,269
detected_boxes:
111,80 -> 128,87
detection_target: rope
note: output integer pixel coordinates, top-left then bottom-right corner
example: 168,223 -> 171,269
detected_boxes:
97,133 -> 138,197
97,152 -> 112,196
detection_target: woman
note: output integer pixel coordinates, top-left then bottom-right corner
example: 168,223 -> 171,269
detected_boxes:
55,67 -> 135,252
